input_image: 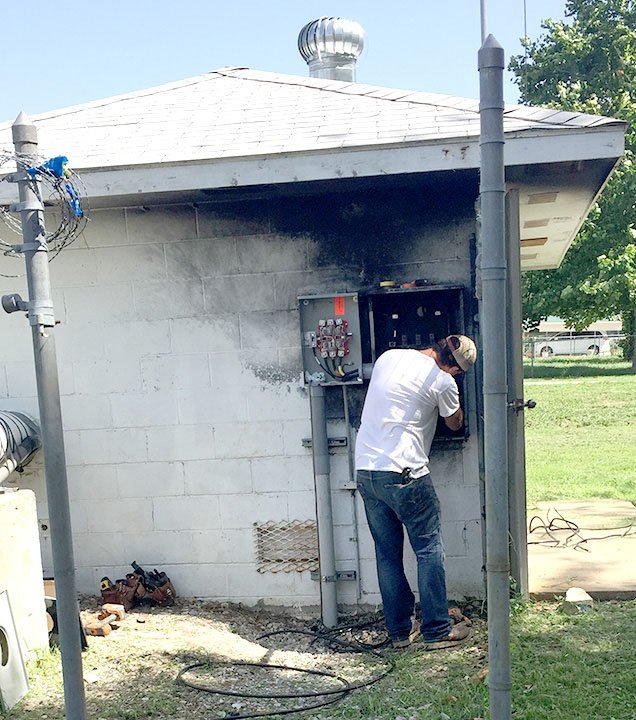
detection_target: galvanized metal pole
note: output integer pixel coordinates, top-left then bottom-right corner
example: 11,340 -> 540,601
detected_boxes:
11,113 -> 87,720
309,384 -> 338,628
478,36 -> 512,720
480,0 -> 488,42
506,189 -> 529,599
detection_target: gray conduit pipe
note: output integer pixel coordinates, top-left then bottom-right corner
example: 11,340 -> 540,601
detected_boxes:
342,384 -> 362,602
506,190 -> 530,599
12,113 -> 88,720
309,384 -> 338,628
0,411 -> 41,484
479,35 -> 512,720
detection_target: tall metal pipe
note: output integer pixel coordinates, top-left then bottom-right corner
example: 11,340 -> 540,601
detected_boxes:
480,0 -> 488,43
506,190 -> 529,599
309,384 -> 338,627
478,36 -> 512,720
11,113 -> 87,720
342,385 -> 362,601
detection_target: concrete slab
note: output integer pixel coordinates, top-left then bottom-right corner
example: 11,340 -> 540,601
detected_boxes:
527,500 -> 636,597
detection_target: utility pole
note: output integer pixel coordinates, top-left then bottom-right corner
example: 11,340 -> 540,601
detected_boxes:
8,113 -> 87,720
479,36 -> 512,720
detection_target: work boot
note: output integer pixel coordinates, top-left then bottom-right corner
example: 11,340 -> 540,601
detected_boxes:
448,606 -> 472,627
423,621 -> 472,650
391,620 -> 421,649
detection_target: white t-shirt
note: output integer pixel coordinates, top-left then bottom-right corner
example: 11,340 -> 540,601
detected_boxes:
355,349 -> 460,478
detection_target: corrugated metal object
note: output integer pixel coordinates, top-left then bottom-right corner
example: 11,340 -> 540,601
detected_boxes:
0,412 -> 41,485
298,17 -> 364,81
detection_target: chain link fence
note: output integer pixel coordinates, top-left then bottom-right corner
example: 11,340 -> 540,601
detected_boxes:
523,332 -> 632,360
523,333 -> 634,377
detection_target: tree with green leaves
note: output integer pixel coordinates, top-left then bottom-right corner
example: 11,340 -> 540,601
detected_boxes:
510,0 -> 636,368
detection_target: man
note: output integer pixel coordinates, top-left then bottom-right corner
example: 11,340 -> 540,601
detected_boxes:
355,334 -> 477,649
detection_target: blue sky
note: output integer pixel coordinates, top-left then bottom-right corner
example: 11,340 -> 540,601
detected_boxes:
2,0 -> 568,119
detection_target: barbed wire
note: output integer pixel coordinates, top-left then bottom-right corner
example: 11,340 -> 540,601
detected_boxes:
0,151 -> 89,272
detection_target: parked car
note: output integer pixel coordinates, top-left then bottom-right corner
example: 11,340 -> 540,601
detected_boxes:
532,330 -> 611,357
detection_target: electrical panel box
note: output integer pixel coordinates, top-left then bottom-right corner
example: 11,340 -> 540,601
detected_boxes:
364,285 -> 465,361
362,284 -> 468,440
298,293 -> 364,386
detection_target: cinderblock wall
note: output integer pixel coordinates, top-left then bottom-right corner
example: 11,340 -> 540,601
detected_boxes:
0,183 -> 484,606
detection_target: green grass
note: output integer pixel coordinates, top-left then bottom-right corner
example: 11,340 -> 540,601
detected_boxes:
509,600 -> 636,720
524,355 -> 634,379
4,356 -> 635,720
523,357 -> 636,509
313,600 -> 636,720
8,602 -> 636,720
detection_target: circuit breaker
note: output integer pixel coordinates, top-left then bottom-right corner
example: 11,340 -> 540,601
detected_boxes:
298,293 -> 364,386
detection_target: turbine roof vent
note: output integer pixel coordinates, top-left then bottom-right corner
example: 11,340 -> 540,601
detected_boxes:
298,17 -> 365,82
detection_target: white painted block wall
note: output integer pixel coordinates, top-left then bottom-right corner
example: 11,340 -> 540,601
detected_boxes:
0,200 -> 483,608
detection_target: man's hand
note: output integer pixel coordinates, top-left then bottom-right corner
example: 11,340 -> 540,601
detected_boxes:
444,407 -> 464,431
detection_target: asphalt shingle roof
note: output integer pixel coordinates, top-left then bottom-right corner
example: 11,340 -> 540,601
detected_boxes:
0,67 -> 623,171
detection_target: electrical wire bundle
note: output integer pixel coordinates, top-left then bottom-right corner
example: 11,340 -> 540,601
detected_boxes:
312,319 -> 360,382
0,151 -> 88,263
528,507 -> 636,552
312,348 -> 359,382
177,619 -> 395,719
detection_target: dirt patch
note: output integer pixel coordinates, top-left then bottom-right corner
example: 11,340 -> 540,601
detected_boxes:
75,598 -> 393,720
16,598 -> 486,720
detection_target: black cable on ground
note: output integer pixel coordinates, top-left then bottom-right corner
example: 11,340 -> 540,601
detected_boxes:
257,627 -> 395,679
528,508 -> 636,552
177,660 -> 351,718
309,616 -> 393,650
176,622 -> 395,719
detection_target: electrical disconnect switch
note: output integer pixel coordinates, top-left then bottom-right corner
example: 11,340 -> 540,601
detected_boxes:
298,294 -> 363,386
316,318 -> 350,359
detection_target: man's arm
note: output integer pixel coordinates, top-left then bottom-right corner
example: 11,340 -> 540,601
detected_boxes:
444,406 -> 464,431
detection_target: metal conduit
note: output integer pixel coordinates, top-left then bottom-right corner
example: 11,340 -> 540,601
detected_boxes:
506,190 -> 530,599
309,384 -> 338,628
11,113 -> 88,720
479,34 -> 512,720
0,411 -> 41,484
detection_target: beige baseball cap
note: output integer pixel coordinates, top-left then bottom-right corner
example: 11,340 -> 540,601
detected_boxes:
448,335 -> 477,371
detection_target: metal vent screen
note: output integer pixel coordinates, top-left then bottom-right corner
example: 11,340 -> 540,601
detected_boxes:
254,520 -> 319,573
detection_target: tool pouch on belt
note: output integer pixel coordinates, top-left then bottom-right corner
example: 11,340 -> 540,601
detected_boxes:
126,573 -> 147,600
146,580 -> 176,607
100,565 -> 177,609
100,577 -> 140,612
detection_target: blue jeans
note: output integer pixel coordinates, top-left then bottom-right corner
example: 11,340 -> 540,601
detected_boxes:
356,470 -> 452,643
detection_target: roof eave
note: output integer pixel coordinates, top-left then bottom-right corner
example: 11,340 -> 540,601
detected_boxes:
0,124 -> 622,207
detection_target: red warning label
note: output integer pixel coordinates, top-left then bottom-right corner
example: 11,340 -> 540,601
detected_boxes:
334,296 -> 345,316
